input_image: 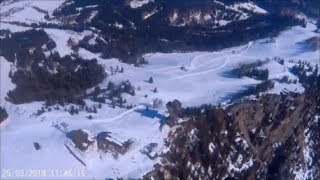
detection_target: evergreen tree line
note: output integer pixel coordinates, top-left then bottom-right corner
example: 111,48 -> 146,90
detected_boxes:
291,61 -> 320,91
232,60 -> 270,81
0,107 -> 8,123
0,29 -> 106,104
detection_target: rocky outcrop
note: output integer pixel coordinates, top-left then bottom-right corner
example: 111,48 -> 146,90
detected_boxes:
229,93 -> 311,179
165,100 -> 183,127
150,60 -> 320,179
144,91 -> 319,179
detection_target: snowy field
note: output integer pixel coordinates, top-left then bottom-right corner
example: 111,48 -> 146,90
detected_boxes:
0,0 -> 63,24
95,22 -> 318,107
1,101 -> 169,179
0,0 -> 319,178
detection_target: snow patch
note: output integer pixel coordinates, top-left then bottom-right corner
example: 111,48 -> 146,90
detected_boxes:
0,57 -> 16,104
130,0 -> 154,9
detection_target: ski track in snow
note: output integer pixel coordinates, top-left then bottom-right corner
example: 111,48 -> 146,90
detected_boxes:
169,57 -> 227,80
190,41 -> 253,69
169,41 -> 253,80
91,105 -> 144,123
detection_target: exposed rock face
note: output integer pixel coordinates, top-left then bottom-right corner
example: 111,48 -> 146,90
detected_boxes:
165,99 -> 183,127
144,92 -> 320,179
229,93 -> 312,178
230,93 -> 306,160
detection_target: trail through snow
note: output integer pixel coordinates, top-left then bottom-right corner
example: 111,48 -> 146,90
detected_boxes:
91,105 -> 144,123
169,41 -> 253,80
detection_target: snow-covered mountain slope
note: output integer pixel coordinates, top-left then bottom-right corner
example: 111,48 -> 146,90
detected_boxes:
0,56 -> 16,102
145,89 -> 320,179
1,22 -> 319,179
92,23 -> 317,107
41,0 -> 308,61
0,0 -> 319,179
0,0 -> 63,24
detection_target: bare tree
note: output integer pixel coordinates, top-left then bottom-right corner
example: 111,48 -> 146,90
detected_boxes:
153,98 -> 163,109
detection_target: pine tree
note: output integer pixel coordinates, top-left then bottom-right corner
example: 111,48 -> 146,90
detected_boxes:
130,89 -> 135,96
116,65 -> 119,73
148,76 -> 154,83
67,37 -> 76,47
33,142 -> 41,150
0,107 -> 8,122
69,105 -> 75,115
110,66 -> 114,75
119,97 -> 123,107
107,81 -> 115,90
111,99 -> 116,108
153,88 -> 158,93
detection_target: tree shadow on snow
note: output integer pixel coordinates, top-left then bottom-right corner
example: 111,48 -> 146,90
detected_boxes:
134,108 -> 166,121
219,68 -> 240,79
219,85 -> 257,103
134,108 -> 167,131
295,37 -> 319,53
